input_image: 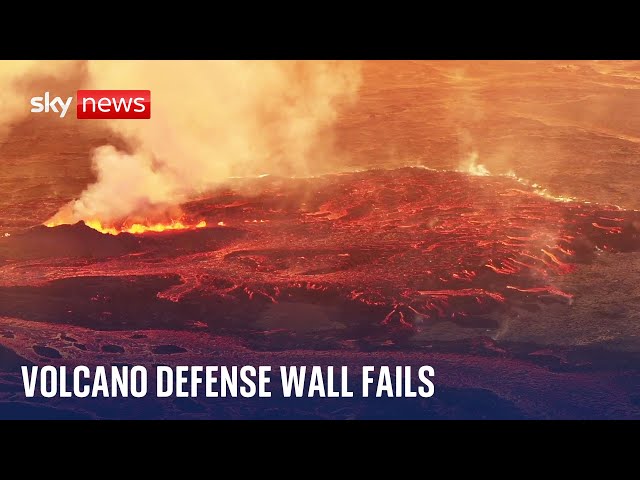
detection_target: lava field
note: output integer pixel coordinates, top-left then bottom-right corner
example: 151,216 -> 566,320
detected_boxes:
1,167 -> 638,342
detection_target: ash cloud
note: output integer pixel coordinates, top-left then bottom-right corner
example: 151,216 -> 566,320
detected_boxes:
48,60 -> 362,226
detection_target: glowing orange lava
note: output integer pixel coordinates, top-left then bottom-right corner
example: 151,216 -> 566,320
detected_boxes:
45,219 -> 208,235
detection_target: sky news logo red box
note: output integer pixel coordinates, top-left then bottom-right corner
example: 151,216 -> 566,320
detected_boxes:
76,90 -> 151,119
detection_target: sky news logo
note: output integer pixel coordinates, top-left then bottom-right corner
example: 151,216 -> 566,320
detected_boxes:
30,90 -> 151,119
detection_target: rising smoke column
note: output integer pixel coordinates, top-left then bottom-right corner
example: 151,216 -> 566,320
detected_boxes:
442,65 -> 491,176
47,60 -> 362,226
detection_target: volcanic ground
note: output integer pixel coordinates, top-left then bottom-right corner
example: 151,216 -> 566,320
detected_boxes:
3,60 -> 640,419
1,167 -> 640,419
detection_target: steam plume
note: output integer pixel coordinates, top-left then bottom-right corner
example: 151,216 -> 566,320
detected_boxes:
443,67 -> 491,176
49,60 -> 362,225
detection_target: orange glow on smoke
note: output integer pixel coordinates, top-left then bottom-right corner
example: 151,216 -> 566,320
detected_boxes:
45,219 -> 208,235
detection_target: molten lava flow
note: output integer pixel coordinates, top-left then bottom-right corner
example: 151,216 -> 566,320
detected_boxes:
45,219 -> 207,235
7,167 -> 640,335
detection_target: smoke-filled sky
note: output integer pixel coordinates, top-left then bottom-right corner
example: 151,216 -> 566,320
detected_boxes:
24,61 -> 360,225
0,61 -> 78,140
1,60 -> 640,232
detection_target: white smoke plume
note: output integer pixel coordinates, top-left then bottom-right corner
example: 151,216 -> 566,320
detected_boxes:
47,60 -> 362,226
